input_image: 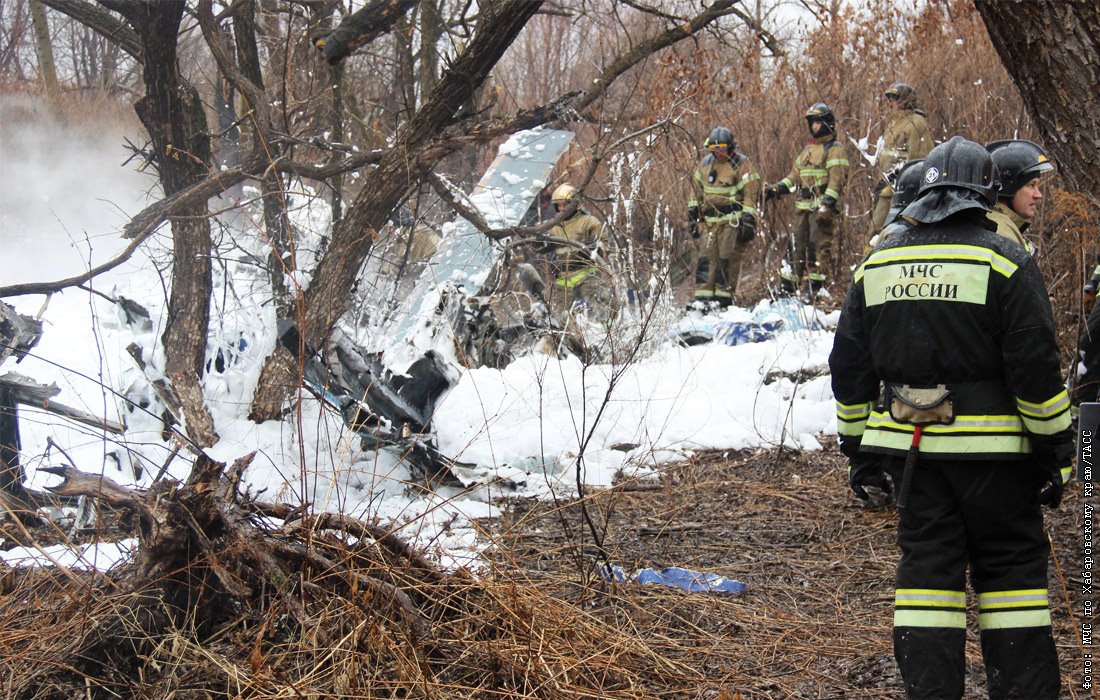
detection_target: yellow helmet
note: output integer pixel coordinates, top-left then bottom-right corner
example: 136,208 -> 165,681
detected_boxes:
551,184 -> 577,204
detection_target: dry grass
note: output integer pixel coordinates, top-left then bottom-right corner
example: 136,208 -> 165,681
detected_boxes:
0,442 -> 1087,698
486,444 -> 1088,699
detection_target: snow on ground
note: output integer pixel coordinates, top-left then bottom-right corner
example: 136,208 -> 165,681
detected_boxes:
0,102 -> 841,572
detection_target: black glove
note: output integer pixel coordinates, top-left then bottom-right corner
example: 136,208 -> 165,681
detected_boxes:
1036,441 -> 1073,509
1039,477 -> 1065,509
688,220 -> 700,239
764,185 -> 780,202
848,457 -> 893,508
817,195 -> 837,221
1038,462 -> 1069,509
687,206 -> 700,223
736,213 -> 756,243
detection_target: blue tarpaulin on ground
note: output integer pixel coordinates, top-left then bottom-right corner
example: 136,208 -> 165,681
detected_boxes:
713,319 -> 783,346
673,297 -> 824,347
605,565 -> 747,595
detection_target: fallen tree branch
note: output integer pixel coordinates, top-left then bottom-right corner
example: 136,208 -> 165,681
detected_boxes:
39,0 -> 143,61
41,465 -> 157,529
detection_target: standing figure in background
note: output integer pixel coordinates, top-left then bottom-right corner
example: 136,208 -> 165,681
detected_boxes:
544,184 -> 612,321
864,158 -> 925,253
868,83 -> 934,238
986,139 -> 1055,252
686,126 -> 761,309
765,103 -> 850,296
1075,254 -> 1100,409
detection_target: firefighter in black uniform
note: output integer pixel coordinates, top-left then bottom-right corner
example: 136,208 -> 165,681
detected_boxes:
1077,255 -> 1100,407
829,136 -> 1072,699
863,158 -> 925,255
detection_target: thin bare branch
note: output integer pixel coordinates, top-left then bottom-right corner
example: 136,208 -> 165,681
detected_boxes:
39,0 -> 142,60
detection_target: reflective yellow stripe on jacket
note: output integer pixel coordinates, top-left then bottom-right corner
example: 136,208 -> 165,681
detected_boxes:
854,244 -> 1020,284
555,267 -> 597,289
1016,390 -> 1072,435
690,154 -> 761,223
862,410 -> 1031,456
836,400 -> 872,438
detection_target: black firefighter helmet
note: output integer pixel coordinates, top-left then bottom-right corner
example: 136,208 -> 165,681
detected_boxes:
902,136 -> 999,224
884,82 -> 917,107
704,126 -> 735,153
885,159 -> 925,225
805,102 -> 836,137
986,139 -> 1055,199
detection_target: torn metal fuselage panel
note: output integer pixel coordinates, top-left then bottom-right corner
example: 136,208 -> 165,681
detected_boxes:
323,129 -> 576,484
388,128 -> 575,349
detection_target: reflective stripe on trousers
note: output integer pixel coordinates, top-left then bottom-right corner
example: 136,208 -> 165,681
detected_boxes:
883,456 -> 1060,700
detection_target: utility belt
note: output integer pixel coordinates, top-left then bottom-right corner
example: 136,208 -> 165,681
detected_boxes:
876,379 -> 1013,425
879,379 -> 1012,508
702,201 -> 743,218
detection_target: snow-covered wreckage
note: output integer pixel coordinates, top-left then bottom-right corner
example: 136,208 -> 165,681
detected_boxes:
282,128 -> 581,488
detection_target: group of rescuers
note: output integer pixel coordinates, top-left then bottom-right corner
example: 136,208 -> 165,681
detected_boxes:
479,82 -> 1076,697
831,87 -> 1074,698
694,83 -> 1076,699
458,81 -> 1064,334
388,82 -> 1081,697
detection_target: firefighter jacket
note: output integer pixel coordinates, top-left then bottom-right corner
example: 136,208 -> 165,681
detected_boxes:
830,211 -> 1073,474
548,209 -> 605,283
987,201 -> 1031,251
1086,256 -> 1100,295
777,136 -> 850,212
688,152 -> 761,225
879,108 -> 933,175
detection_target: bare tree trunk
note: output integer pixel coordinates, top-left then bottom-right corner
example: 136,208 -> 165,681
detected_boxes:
316,0 -> 346,228
114,0 -> 217,446
394,10 -> 417,117
417,0 -> 442,96
30,0 -> 64,118
974,0 -> 1100,198
0,388 -> 27,504
249,0 -> 545,420
229,0 -> 295,318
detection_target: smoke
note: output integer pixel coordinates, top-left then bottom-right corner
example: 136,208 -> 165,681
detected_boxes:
0,94 -> 153,286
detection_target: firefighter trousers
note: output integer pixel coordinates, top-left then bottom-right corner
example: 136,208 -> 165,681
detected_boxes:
880,456 -> 1060,699
1077,299 -> 1100,405
790,209 -> 835,285
696,220 -> 747,304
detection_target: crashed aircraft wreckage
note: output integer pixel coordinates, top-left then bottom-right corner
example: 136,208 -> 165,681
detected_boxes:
3,127 -> 827,507
286,128 -> 579,486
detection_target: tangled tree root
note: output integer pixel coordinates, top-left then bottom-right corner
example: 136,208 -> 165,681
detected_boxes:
1,453 -> 685,698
